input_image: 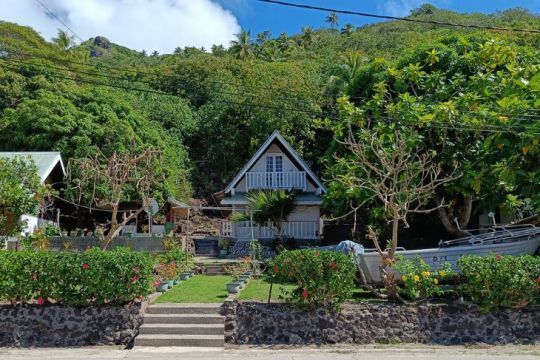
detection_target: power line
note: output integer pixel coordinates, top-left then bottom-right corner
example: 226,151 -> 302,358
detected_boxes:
8,50 -> 540,120
2,59 -> 539,134
256,0 -> 540,33
34,0 -> 84,43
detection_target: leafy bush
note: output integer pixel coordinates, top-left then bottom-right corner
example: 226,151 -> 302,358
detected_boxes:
458,255 -> 540,311
271,249 -> 356,310
0,247 -> 153,306
393,256 -> 454,300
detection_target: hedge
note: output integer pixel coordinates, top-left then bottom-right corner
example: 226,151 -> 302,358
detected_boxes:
458,254 -> 540,311
0,247 -> 153,306
271,249 -> 356,309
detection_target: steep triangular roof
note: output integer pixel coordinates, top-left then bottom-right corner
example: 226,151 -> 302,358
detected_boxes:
224,130 -> 326,194
0,152 -> 65,183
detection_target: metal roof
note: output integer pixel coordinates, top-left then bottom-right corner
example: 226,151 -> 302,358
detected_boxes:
221,192 -> 323,206
223,130 -> 327,194
0,152 -> 66,183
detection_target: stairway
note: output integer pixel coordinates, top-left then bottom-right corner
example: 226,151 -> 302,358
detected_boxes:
135,303 -> 224,347
194,238 -> 219,257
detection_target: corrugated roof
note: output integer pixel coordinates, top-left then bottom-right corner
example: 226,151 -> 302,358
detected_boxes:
221,192 -> 323,205
0,152 -> 65,183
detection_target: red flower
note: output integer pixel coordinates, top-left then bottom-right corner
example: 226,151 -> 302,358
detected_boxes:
273,264 -> 279,274
82,263 -> 90,270
329,262 -> 337,270
153,280 -> 161,287
31,273 -> 38,281
131,274 -> 139,283
37,297 -> 44,305
302,288 -> 309,300
495,254 -> 502,261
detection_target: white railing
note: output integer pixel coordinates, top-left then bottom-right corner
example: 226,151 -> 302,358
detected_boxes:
220,220 -> 318,239
246,171 -> 306,191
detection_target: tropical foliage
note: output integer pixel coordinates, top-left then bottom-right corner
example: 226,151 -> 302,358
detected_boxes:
0,156 -> 46,236
458,254 -> 540,311
0,247 -> 153,306
272,249 -> 356,309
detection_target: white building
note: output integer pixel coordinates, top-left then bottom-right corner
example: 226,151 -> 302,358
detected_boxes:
0,152 -> 65,235
219,131 -> 326,242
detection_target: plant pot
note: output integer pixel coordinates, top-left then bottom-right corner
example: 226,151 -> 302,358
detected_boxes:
166,279 -> 174,288
220,249 -> 228,256
226,282 -> 240,294
173,279 -> 180,285
180,272 -> 191,280
188,271 -> 195,277
240,275 -> 250,283
156,282 -> 168,292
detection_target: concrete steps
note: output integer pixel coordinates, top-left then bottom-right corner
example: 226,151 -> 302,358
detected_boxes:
135,303 -> 224,348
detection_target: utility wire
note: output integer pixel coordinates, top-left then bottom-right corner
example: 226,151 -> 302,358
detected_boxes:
34,0 -> 84,43
256,0 -> 540,33
2,59 -> 539,135
6,52 -> 540,126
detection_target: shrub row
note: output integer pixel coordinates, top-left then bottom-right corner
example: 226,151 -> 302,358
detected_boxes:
0,248 -> 153,306
458,254 -> 540,310
272,249 -> 356,309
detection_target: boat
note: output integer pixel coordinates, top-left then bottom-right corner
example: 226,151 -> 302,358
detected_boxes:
352,224 -> 540,284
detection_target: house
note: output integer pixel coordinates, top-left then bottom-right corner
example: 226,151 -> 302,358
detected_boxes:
219,131 -> 326,243
0,152 -> 65,235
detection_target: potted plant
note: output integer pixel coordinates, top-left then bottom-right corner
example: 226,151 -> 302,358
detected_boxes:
162,263 -> 179,288
218,238 -> 231,257
224,264 -> 243,293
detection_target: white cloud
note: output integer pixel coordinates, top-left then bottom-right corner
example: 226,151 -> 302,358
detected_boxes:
380,0 -> 451,17
1,0 -> 242,54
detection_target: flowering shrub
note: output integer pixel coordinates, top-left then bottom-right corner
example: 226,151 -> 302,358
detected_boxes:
458,254 -> 540,311
0,247 -> 153,306
271,249 -> 355,309
154,262 -> 179,282
393,256 -> 454,301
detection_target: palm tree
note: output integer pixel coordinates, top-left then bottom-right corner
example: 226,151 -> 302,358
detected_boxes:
52,29 -> 74,51
256,30 -> 271,46
300,26 -> 315,48
230,30 -> 255,61
340,24 -> 355,36
324,50 -> 367,96
326,12 -> 339,29
233,189 -> 298,242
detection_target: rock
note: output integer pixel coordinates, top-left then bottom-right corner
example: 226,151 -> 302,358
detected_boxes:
93,36 -> 112,49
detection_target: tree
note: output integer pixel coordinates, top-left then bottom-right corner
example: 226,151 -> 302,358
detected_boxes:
340,24 -> 355,36
52,29 -> 74,51
300,26 -> 316,48
0,157 -> 47,237
230,30 -> 255,61
326,12 -> 339,29
67,149 -> 164,249
234,189 -> 298,245
330,124 -> 458,299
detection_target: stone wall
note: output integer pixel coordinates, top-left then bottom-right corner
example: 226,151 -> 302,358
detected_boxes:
0,301 -> 147,347
222,301 -> 540,345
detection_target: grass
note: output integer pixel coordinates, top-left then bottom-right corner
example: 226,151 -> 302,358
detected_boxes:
155,275 -> 231,303
238,276 -> 297,302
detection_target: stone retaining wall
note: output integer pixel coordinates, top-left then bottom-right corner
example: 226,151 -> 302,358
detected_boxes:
222,301 -> 539,345
0,301 -> 147,347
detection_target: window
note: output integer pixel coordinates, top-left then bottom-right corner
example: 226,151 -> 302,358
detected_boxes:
275,156 -> 283,172
266,156 -> 274,172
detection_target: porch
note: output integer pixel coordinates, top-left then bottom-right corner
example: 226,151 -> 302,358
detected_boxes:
219,220 -> 319,240
246,171 -> 306,191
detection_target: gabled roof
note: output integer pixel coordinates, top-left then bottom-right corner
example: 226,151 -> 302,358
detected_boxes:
0,152 -> 66,183
224,130 -> 326,194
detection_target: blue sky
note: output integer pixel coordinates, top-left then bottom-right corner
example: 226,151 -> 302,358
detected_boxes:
219,0 -> 540,36
2,0 -> 539,54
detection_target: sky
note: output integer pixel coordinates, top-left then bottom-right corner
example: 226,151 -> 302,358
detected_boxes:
2,0 -> 539,54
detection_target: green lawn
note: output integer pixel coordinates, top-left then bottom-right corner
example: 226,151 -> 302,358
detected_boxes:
238,276 -> 297,302
155,275 -> 231,303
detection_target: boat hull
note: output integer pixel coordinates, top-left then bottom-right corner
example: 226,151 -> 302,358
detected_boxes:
357,236 -> 540,284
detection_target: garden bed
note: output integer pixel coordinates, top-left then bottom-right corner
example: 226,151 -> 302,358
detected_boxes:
222,300 -> 540,345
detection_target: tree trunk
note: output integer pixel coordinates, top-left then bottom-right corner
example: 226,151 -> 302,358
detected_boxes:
436,195 -> 473,236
